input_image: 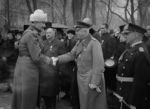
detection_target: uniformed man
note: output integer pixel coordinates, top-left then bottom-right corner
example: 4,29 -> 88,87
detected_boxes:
51,18 -> 107,109
39,28 -> 65,109
11,9 -> 52,109
116,23 -> 150,109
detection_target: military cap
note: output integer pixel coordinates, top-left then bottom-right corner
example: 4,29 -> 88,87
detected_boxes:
144,25 -> 150,37
67,29 -> 75,35
123,23 -> 146,35
75,18 -> 92,28
44,22 -> 52,29
119,25 -> 125,33
24,25 -> 29,31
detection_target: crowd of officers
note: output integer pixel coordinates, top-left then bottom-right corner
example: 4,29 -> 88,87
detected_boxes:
0,9 -> 150,109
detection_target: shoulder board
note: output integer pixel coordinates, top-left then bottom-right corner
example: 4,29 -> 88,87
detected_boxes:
91,37 -> 97,41
76,40 -> 81,46
139,47 -> 144,52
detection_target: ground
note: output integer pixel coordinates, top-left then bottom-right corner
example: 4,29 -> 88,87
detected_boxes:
0,83 -> 72,109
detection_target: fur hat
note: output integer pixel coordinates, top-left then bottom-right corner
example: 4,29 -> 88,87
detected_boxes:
30,9 -> 47,22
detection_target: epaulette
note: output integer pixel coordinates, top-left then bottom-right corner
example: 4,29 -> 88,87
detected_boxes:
139,47 -> 144,52
91,37 -> 97,41
76,40 -> 81,46
140,45 -> 150,64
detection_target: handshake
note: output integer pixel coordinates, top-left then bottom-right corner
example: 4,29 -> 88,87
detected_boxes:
46,56 -> 59,66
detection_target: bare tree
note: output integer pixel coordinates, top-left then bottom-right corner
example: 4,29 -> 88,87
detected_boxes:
72,0 -> 83,24
25,0 -> 37,14
137,0 -> 150,26
51,0 -> 54,22
61,0 -> 67,24
91,0 -> 96,24
6,0 -> 10,30
25,0 -> 33,13
99,0 -> 130,23
83,0 -> 90,18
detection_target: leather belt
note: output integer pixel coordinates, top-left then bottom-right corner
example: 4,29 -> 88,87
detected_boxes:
116,75 -> 134,82
19,53 -> 30,57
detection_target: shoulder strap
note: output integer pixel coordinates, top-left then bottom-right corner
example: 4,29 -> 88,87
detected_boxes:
142,44 -> 150,64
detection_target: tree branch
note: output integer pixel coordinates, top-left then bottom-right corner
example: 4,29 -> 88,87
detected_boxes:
100,0 -> 128,23
111,0 -> 126,8
39,1 -> 63,21
25,0 -> 33,14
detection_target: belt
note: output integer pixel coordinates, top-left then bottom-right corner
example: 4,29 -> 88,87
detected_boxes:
19,53 -> 30,57
116,75 -> 134,82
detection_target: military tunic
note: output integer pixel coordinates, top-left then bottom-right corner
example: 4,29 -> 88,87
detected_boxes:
58,35 -> 107,109
12,26 -> 50,109
116,41 -> 150,109
39,38 -> 64,97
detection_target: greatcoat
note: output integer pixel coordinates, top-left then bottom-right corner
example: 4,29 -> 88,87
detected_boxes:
58,35 -> 107,109
11,26 -> 49,109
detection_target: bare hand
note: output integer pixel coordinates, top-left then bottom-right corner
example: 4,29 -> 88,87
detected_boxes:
51,57 -> 58,66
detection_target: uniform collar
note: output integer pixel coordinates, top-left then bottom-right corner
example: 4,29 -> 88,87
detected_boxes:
29,25 -> 41,34
131,41 -> 142,47
82,34 -> 91,46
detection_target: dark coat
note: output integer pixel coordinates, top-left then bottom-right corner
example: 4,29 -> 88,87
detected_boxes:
116,42 -> 150,109
101,34 -> 117,60
39,39 -> 64,97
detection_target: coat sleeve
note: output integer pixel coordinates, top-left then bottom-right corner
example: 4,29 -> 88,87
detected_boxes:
58,41 -> 80,63
129,52 -> 150,107
90,40 -> 105,86
26,32 -> 49,64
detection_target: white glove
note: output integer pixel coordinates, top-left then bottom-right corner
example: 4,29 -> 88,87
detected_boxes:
130,105 -> 136,109
51,57 -> 58,66
89,84 -> 101,93
89,84 -> 97,89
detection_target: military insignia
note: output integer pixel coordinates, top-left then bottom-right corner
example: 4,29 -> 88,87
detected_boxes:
50,45 -> 53,51
139,47 -> 144,52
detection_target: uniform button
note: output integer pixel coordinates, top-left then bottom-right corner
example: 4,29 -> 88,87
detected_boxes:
121,73 -> 124,76
119,87 -> 122,90
130,53 -> 133,55
125,59 -> 128,61
78,55 -> 81,58
123,66 -> 125,69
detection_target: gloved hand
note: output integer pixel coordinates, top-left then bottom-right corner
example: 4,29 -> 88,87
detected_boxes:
89,84 -> 101,93
130,105 -> 136,109
2,56 -> 7,62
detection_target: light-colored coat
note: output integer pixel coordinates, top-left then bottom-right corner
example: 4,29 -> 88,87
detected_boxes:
58,35 -> 107,109
12,26 -> 49,109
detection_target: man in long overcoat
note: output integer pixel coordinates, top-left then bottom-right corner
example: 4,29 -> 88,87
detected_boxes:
11,9 -> 52,109
52,18 -> 107,109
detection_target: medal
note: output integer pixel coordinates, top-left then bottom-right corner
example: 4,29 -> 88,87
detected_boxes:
50,45 -> 53,51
